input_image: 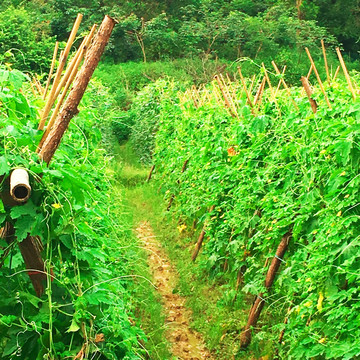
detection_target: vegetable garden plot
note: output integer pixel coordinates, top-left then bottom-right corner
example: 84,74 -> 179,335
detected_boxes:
0,14 -> 147,360
151,45 -> 360,359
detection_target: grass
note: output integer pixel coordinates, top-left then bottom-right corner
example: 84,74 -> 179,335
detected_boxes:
110,144 -> 172,360
111,143 -> 270,359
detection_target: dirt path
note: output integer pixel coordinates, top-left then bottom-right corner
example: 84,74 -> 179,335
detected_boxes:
136,221 -> 212,360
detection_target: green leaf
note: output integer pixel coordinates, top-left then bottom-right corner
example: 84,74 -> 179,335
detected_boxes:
0,156 -> 10,175
14,215 -> 34,241
67,318 -> 80,333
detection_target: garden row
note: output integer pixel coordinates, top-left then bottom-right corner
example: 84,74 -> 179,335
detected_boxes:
144,51 -> 360,359
0,16 -> 150,359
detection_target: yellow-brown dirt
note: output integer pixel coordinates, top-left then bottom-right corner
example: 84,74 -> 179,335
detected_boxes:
136,221 -> 212,360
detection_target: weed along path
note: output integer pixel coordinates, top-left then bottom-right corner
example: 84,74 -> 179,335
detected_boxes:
136,220 -> 212,360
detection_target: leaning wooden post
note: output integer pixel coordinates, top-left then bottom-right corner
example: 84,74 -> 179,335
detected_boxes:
240,231 -> 292,348
305,47 -> 332,109
336,47 -> 356,100
44,41 -> 59,100
214,75 -> 236,117
39,16 -> 116,164
271,61 -> 299,110
332,65 -> 341,82
166,158 -> 190,211
321,39 -> 330,84
147,165 -> 155,182
192,205 -> 215,262
301,76 -> 317,113
237,68 -> 254,108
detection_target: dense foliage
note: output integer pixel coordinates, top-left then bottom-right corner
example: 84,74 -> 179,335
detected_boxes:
142,74 -> 360,358
0,1 -> 359,73
0,68 -> 145,359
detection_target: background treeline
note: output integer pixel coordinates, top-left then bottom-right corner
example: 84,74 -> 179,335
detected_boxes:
1,0 -> 359,72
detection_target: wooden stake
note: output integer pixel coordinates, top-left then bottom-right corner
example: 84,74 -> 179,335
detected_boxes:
321,39 -> 330,84
191,85 -> 199,108
254,77 -> 265,106
240,231 -> 292,348
39,15 -> 115,164
147,165 -> 155,182
220,73 -> 238,117
192,205 -> 215,262
44,41 -> 59,100
332,65 -> 341,82
274,65 -> 286,96
30,82 -> 37,97
272,61 -> 299,110
33,76 -> 44,96
262,63 -> 278,106
225,73 -> 238,107
214,75 -> 236,117
38,13 -> 83,131
248,74 -> 257,95
38,31 -> 96,151
305,47 -> 332,109
306,65 -> 313,79
336,47 -> 356,100
166,158 -> 190,211
237,68 -> 254,108
212,81 -> 222,106
53,31 -> 93,104
301,76 -> 317,113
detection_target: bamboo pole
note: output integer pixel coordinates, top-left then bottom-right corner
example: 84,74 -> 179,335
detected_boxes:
300,65 -> 313,97
226,73 -> 238,107
306,65 -> 313,79
30,82 -> 37,97
237,68 -> 254,108
38,13 -> 83,131
336,47 -> 356,100
214,75 -> 236,117
272,61 -> 299,110
256,78 -> 266,109
44,41 -> 59,100
321,39 -> 330,84
248,74 -> 257,95
262,63 -> 278,107
305,47 -> 332,109
254,77 -> 265,106
32,78 -> 41,95
332,65 -> 341,82
220,73 -> 238,117
274,66 -> 286,96
38,30 -> 96,151
191,85 -> 199,108
53,35 -> 89,103
39,15 -> 116,164
10,169 -> 31,203
211,81 -> 222,106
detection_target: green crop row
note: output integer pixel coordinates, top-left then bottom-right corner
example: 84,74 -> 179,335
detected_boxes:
150,76 -> 360,359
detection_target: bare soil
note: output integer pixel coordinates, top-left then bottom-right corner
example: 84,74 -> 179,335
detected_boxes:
136,221 -> 212,360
